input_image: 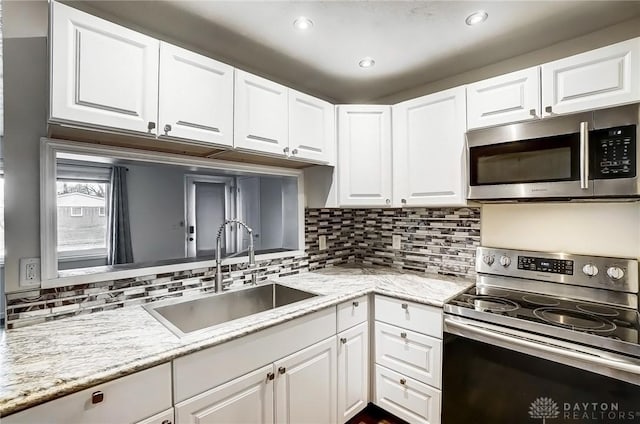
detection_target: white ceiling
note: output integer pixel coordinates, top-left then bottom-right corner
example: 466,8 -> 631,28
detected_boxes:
72,1 -> 640,103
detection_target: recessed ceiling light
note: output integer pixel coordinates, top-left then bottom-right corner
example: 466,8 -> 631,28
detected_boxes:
465,10 -> 488,26
358,57 -> 376,69
293,17 -> 313,30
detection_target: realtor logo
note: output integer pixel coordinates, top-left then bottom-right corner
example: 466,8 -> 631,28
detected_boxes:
529,397 -> 560,423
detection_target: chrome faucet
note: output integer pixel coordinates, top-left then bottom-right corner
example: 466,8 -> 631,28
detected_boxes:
215,219 -> 256,292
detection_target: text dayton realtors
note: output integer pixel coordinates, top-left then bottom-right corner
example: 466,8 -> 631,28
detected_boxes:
563,402 -> 639,421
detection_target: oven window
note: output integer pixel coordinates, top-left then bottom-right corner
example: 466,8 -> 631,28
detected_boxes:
470,134 -> 581,185
442,335 -> 640,424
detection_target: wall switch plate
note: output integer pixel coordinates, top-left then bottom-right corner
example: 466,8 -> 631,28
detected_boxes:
19,258 -> 41,287
392,234 -> 402,250
318,235 -> 327,251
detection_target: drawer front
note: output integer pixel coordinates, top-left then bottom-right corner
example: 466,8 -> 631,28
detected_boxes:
4,364 -> 172,424
375,365 -> 441,424
174,307 -> 336,402
135,408 -> 174,424
375,321 -> 442,388
375,296 -> 442,338
337,295 -> 369,333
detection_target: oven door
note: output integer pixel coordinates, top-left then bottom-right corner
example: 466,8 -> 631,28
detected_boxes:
467,111 -> 594,200
443,316 -> 640,424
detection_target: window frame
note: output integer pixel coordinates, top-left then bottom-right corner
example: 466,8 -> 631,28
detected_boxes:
40,138 -> 305,289
69,206 -> 84,217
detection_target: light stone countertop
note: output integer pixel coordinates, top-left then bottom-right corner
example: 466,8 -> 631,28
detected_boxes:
0,265 -> 474,417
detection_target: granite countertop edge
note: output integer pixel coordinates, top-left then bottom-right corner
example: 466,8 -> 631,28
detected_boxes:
0,266 -> 474,417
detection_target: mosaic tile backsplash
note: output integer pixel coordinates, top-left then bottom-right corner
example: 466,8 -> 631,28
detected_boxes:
5,207 -> 480,329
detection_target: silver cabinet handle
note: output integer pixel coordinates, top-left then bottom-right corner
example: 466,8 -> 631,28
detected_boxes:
291,148 -> 298,155
529,109 -> 537,117
161,420 -> 172,424
352,301 -> 359,307
278,366 -> 286,374
266,372 -> 275,381
400,332 -> 407,338
340,337 -> 347,344
400,378 -> 407,385
545,106 -> 553,114
91,391 -> 104,404
580,121 -> 589,190
283,147 -> 290,154
401,303 -> 408,310
164,124 -> 172,135
385,199 -> 391,205
147,121 -> 156,132
401,198 -> 407,204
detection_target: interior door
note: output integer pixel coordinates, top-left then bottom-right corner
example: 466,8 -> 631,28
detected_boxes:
185,176 -> 235,258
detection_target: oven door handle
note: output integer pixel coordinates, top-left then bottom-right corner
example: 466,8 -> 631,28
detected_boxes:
444,317 -> 640,381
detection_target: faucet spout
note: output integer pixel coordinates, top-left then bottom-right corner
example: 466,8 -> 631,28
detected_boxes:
215,219 -> 256,292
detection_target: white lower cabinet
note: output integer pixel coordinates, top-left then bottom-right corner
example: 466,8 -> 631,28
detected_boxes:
3,364 -> 173,424
275,337 -> 338,424
136,408 -> 175,424
337,322 -> 369,422
175,365 -> 274,424
375,365 -> 441,424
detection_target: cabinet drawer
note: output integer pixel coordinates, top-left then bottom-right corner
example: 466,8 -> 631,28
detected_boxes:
375,365 -> 441,424
337,295 -> 368,332
135,408 -> 174,424
173,307 -> 336,402
374,296 -> 442,338
4,364 -> 172,424
375,321 -> 442,388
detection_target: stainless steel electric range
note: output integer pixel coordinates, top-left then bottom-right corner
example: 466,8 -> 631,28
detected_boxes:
442,247 -> 640,424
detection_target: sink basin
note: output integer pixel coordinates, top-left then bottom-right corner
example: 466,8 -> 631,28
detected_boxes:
144,283 -> 318,337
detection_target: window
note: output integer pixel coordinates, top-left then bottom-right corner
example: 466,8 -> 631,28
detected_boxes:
0,175 -> 4,261
56,180 -> 109,257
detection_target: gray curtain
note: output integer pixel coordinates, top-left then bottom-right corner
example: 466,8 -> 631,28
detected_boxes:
107,166 -> 133,265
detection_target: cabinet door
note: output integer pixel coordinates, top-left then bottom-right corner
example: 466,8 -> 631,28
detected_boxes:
337,322 -> 369,423
542,37 -> 640,117
158,42 -> 233,146
467,67 -> 541,129
275,337 -> 337,424
50,1 -> 159,135
135,408 -> 174,424
337,105 -> 392,207
392,87 -> 467,207
289,90 -> 335,164
175,364 -> 274,424
234,70 -> 289,155
375,365 -> 441,424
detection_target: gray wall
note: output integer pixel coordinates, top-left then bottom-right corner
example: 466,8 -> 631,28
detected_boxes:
127,164 -> 185,263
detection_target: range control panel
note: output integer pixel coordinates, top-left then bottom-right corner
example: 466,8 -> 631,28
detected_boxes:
592,125 -> 636,179
517,256 -> 573,275
476,247 -> 638,293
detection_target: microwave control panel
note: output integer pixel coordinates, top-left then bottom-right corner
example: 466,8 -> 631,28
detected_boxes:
592,125 -> 636,179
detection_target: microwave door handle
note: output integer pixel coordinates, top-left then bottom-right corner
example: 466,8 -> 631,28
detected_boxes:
580,121 -> 589,189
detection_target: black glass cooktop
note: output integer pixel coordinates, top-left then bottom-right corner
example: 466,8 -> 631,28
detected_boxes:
446,286 -> 640,346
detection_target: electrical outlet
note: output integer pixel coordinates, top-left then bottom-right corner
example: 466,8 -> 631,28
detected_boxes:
318,235 -> 327,251
20,258 -> 41,287
392,234 -> 402,250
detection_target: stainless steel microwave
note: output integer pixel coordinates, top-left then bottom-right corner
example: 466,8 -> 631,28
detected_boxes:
467,103 -> 640,200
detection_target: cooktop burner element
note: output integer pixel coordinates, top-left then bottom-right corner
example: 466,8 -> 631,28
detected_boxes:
522,294 -> 560,306
533,307 -> 617,332
576,303 -> 620,317
466,296 -> 519,312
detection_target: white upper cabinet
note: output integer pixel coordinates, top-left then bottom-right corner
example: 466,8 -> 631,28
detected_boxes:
542,38 -> 640,117
289,90 -> 335,164
392,87 -> 467,207
235,70 -> 289,155
337,105 -> 392,207
467,67 -> 541,129
50,1 -> 159,135
158,42 -> 234,147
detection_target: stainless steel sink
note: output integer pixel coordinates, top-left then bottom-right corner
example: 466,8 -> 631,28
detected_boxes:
144,283 -> 318,337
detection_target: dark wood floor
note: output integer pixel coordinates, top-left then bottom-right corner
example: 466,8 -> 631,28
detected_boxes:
346,404 -> 408,424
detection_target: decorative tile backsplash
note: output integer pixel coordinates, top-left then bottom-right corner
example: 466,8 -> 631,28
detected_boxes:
5,207 -> 479,329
